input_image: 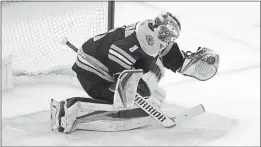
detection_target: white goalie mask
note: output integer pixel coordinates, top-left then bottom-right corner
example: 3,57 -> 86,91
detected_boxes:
154,12 -> 181,50
135,13 -> 181,57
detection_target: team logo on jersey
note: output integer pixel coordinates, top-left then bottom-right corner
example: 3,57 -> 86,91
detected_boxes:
145,35 -> 154,46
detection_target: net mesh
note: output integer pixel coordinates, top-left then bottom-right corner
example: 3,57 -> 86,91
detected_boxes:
2,1 -> 109,76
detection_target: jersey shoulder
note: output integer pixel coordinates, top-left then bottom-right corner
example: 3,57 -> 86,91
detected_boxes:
93,27 -> 126,43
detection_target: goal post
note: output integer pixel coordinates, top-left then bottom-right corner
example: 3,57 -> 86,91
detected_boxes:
108,1 -> 115,31
2,1 -> 116,80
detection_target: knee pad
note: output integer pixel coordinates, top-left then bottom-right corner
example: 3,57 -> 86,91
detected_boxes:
137,79 -> 151,97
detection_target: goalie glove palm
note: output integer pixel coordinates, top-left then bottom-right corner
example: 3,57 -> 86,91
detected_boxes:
178,47 -> 220,81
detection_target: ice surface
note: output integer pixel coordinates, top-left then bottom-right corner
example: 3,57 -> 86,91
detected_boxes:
2,2 -> 260,146
2,103 -> 236,146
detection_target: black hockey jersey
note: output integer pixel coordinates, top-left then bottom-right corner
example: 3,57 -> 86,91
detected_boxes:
72,22 -> 183,83
72,23 -> 154,82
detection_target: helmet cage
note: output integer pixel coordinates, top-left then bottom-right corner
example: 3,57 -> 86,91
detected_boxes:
155,13 -> 181,48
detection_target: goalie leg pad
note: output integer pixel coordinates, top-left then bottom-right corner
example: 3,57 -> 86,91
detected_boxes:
77,116 -> 150,132
51,97 -> 150,133
113,69 -> 143,109
61,100 -> 78,133
64,97 -> 115,133
76,108 -> 150,132
141,72 -> 166,109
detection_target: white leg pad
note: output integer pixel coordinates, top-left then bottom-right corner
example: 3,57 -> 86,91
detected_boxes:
63,101 -> 79,133
61,97 -> 151,133
77,116 -> 151,132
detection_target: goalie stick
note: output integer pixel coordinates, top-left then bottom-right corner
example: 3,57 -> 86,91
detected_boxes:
60,37 -> 206,128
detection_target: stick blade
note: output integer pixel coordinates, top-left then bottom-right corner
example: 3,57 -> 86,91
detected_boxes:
172,104 -> 206,124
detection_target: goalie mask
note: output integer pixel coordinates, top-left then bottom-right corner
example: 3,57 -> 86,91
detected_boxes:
135,13 -> 181,57
154,12 -> 181,50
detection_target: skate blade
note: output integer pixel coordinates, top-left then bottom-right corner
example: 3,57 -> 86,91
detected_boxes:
50,99 -> 60,131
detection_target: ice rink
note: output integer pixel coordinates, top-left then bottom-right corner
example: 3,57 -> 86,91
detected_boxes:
2,2 -> 260,146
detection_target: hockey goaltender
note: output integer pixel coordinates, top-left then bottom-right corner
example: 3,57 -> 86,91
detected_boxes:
50,12 -> 220,133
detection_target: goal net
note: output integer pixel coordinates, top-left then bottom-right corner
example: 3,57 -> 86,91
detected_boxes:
2,1 -> 114,78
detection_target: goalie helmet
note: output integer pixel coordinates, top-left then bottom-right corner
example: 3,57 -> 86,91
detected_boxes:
153,12 -> 181,50
135,13 -> 181,56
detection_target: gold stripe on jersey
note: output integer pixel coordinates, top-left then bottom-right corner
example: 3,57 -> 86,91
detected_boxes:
111,44 -> 136,63
76,59 -> 114,82
108,54 -> 132,70
109,49 -> 133,65
78,48 -> 110,73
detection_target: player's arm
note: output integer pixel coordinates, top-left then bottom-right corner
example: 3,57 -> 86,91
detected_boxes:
161,42 -> 185,73
83,27 -> 126,47
161,42 -> 220,81
91,22 -> 137,45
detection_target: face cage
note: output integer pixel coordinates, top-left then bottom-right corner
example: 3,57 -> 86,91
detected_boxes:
160,14 -> 180,31
157,25 -> 179,45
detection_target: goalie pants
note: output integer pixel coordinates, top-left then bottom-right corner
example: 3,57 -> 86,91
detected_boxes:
76,71 -> 115,104
74,70 -> 151,104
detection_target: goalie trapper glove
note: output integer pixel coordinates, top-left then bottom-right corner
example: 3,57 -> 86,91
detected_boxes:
178,47 -> 220,81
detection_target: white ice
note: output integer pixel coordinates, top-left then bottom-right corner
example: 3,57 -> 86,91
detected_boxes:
2,2 -> 260,146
